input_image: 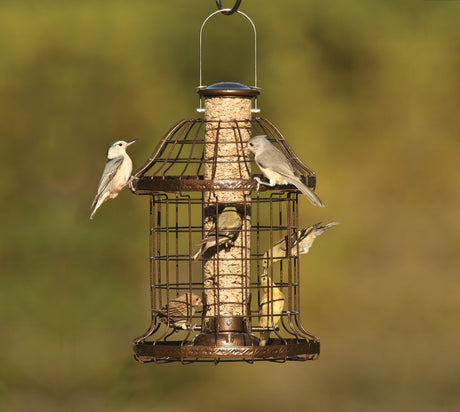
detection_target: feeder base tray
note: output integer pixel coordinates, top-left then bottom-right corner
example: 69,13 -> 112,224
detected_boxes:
133,339 -> 320,363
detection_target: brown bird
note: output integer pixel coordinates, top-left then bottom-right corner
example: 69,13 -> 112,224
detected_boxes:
154,293 -> 203,330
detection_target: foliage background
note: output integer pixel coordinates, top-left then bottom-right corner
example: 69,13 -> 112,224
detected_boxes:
1,1 -> 459,411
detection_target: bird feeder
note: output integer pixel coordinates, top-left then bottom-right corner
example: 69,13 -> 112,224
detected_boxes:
130,4 -> 321,363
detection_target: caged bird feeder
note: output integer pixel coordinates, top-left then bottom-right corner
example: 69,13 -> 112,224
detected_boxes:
130,3 -> 324,363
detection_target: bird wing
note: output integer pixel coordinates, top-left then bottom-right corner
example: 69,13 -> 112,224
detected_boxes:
271,228 -> 303,254
91,156 -> 124,208
167,305 -> 188,318
264,228 -> 311,265
154,300 -> 192,322
274,235 -> 289,253
255,142 -> 325,206
167,301 -> 194,323
259,290 -> 285,327
296,226 -> 315,245
256,146 -> 296,178
195,230 -> 235,248
316,222 -> 340,233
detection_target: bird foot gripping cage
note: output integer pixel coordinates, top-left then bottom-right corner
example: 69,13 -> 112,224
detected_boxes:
130,5 -> 323,363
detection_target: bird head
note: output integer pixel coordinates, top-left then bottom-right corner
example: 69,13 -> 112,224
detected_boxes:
222,206 -> 237,213
107,139 -> 137,158
183,293 -> 203,307
245,135 -> 269,155
259,273 -> 274,288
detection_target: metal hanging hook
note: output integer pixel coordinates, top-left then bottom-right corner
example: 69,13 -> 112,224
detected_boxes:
216,0 -> 242,15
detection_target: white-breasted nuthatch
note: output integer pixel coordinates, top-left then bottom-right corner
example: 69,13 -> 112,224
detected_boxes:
246,135 -> 324,207
90,139 -> 136,220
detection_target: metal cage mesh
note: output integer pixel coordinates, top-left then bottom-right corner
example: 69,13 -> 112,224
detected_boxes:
130,117 -> 320,363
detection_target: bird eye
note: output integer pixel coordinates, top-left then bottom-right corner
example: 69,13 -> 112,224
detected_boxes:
118,143 -> 122,146
249,142 -> 253,146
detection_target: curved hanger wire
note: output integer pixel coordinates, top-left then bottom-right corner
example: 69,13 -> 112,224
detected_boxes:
198,9 -> 257,90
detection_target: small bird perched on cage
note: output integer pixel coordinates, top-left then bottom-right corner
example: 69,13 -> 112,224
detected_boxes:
259,272 -> 285,346
154,293 -> 203,330
90,139 -> 137,220
263,222 -> 339,269
192,206 -> 242,260
245,135 -> 324,207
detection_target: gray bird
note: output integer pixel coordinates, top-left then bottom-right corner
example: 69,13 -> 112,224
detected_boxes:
263,222 -> 339,269
90,139 -> 136,220
246,135 -> 324,207
154,293 -> 203,330
192,206 -> 242,260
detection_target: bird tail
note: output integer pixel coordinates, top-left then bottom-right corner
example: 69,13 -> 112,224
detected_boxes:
192,246 -> 204,261
315,221 -> 340,233
89,199 -> 101,220
286,176 -> 325,207
90,190 -> 110,220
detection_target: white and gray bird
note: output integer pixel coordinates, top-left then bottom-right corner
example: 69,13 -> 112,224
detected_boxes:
263,222 -> 339,269
246,135 -> 324,207
90,139 -> 136,220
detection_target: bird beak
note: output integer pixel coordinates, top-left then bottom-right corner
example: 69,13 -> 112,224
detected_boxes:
243,144 -> 249,152
197,299 -> 203,307
127,139 -> 137,146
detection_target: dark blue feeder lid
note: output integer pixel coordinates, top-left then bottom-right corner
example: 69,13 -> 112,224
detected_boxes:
197,82 -> 260,97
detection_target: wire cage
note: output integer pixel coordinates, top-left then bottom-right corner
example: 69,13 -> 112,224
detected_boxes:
130,82 -> 321,363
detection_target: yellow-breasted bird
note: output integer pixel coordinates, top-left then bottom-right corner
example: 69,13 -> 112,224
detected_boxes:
154,293 -> 203,330
192,206 -> 242,260
263,222 -> 339,269
259,272 -> 285,346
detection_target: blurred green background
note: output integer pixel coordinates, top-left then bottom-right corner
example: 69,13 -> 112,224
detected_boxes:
1,0 -> 459,411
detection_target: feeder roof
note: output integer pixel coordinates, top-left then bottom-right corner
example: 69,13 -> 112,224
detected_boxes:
198,82 -> 260,97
